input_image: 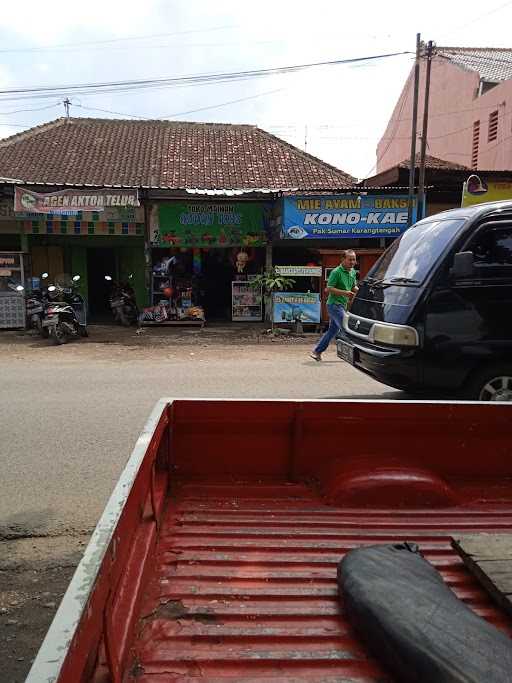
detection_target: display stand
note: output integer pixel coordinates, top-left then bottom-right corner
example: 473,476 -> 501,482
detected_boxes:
141,271 -> 205,327
232,280 -> 262,322
0,252 -> 26,329
151,273 -> 169,306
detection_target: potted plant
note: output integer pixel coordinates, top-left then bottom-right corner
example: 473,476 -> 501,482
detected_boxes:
249,268 -> 296,330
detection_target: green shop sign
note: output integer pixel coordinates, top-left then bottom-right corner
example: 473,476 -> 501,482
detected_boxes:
155,202 -> 267,248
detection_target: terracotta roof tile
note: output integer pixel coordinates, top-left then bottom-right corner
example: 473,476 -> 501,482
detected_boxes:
437,47 -> 512,82
397,153 -> 469,171
0,117 -> 355,190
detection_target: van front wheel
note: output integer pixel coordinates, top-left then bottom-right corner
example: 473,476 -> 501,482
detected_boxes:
464,364 -> 512,402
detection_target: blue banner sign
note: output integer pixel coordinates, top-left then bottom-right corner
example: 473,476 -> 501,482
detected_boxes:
282,195 -> 417,240
273,292 -> 321,324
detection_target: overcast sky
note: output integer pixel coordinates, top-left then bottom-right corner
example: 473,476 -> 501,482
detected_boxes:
0,0 -> 511,180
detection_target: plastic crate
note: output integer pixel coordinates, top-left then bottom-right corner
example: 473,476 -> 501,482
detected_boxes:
0,294 -> 25,328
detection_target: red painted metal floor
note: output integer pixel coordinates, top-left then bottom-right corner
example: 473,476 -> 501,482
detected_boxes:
130,481 -> 512,682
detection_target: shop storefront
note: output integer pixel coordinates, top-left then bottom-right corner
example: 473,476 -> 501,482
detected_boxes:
146,200 -> 270,324
278,193 -> 417,322
6,187 -> 146,321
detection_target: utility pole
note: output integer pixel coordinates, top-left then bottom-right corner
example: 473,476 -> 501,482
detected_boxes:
418,41 -> 434,219
63,98 -> 71,118
407,33 -> 421,227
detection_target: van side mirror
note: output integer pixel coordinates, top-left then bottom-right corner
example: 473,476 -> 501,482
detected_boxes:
451,251 -> 474,279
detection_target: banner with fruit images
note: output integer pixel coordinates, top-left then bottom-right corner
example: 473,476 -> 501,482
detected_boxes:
155,202 -> 267,247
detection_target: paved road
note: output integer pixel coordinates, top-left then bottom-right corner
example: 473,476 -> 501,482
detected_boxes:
0,337 -> 405,535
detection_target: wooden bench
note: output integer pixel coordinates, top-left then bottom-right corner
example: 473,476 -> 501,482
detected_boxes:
452,534 -> 512,618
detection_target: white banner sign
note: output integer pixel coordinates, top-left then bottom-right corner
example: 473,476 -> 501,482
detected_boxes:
275,265 -> 322,277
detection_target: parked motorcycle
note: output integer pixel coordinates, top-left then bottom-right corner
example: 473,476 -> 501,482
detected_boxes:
105,274 -> 139,326
41,275 -> 89,345
25,272 -> 50,337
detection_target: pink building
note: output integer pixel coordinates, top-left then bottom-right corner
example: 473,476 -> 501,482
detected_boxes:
377,47 -> 512,173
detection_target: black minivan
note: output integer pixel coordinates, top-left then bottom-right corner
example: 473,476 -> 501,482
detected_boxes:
337,200 -> 512,401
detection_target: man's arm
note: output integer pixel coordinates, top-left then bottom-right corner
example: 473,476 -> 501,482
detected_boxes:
325,286 -> 354,298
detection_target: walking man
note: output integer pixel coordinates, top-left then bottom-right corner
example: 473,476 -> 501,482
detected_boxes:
310,250 -> 358,361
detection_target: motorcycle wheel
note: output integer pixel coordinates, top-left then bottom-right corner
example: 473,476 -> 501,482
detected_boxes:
53,324 -> 68,345
35,319 -> 49,338
119,312 -> 131,327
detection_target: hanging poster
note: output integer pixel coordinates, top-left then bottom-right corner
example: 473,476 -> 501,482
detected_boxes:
272,292 -> 321,324
282,195 -> 416,239
155,202 -> 267,247
14,187 -> 140,214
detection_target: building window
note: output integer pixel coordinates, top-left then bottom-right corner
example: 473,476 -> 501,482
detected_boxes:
471,120 -> 480,170
488,110 -> 498,142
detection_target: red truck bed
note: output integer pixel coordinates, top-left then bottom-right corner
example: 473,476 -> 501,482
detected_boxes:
27,399 -> 512,683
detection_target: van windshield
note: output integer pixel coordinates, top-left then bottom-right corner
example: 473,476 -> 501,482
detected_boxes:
367,218 -> 466,285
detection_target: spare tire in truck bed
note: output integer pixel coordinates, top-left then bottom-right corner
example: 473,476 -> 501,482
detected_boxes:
338,542 -> 512,683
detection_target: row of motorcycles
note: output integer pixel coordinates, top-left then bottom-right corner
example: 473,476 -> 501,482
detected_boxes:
22,273 -> 139,345
24,273 -> 88,345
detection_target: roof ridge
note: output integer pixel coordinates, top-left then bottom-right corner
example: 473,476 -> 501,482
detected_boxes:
396,153 -> 469,170
0,117 -> 67,148
256,126 -> 356,185
65,116 -> 258,129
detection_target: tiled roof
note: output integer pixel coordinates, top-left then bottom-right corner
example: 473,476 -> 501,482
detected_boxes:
397,153 -> 469,171
437,46 -> 512,82
362,154 -> 469,188
0,117 -> 355,190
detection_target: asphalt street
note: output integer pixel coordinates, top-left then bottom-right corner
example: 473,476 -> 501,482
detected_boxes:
0,336 -> 405,536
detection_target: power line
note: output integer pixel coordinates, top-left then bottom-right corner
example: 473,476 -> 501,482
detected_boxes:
381,99 -> 507,125
73,104 -> 147,119
0,25 -> 412,56
0,25 -> 239,54
437,1 -> 512,38
73,88 -> 285,120
158,88 -> 285,118
369,104 -> 512,174
2,95 -> 509,147
0,102 -> 61,115
362,70 -> 412,179
0,122 -> 35,128
0,50 -> 411,103
441,126 -> 512,161
0,38 -> 282,56
382,105 -> 512,143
